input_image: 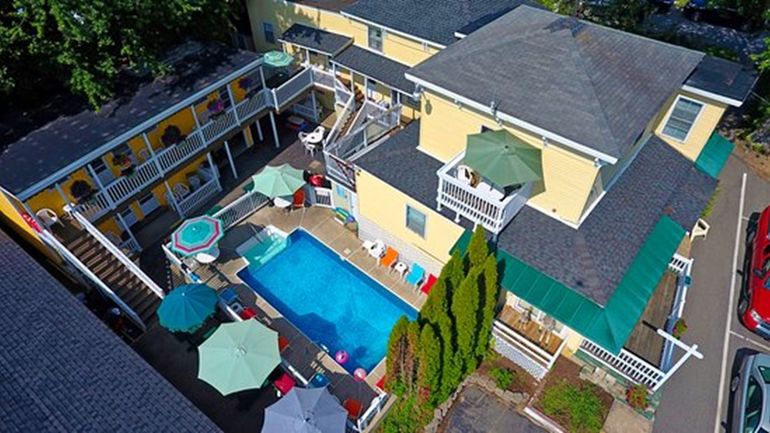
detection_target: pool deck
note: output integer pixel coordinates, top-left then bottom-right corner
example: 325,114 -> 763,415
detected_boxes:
188,204 -> 427,423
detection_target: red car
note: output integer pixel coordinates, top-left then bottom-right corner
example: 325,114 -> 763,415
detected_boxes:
740,206 -> 770,338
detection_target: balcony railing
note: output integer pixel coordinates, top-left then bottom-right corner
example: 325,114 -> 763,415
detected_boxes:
235,89 -> 270,120
177,177 -> 222,218
436,152 -> 531,235
272,67 -> 314,109
156,132 -> 207,173
579,339 -> 667,391
213,189 -> 270,229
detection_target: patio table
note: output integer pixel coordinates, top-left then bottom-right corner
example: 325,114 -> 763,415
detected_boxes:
273,196 -> 292,209
195,245 -> 220,264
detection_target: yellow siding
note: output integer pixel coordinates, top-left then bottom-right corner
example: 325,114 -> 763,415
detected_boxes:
0,189 -> 53,257
97,216 -> 123,238
247,0 -> 436,66
26,168 -> 94,217
654,90 -> 727,161
356,169 -> 464,264
419,91 -> 599,224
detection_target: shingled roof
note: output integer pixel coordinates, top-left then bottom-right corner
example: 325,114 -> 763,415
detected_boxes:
342,0 -> 540,46
496,135 -> 717,306
0,230 -> 220,433
407,6 -> 705,160
279,23 -> 353,56
0,42 -> 259,196
332,45 -> 415,94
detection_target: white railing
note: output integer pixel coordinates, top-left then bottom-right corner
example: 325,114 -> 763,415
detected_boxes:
324,93 -> 356,147
272,67 -> 314,109
156,132 -> 207,173
213,189 -> 270,229
668,253 -> 691,275
68,205 -> 166,300
104,158 -> 161,205
328,102 -> 401,160
310,66 -> 335,91
355,393 -> 389,432
177,177 -> 222,217
119,236 -> 142,254
311,187 -> 333,208
661,255 -> 694,370
200,109 -> 238,143
235,88 -> 269,120
334,78 -> 353,106
492,321 -> 556,380
579,339 -> 666,390
74,193 -> 112,221
436,152 -> 530,234
38,229 -> 147,331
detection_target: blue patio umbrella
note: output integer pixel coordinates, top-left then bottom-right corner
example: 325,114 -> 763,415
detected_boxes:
262,387 -> 347,433
157,284 -> 218,333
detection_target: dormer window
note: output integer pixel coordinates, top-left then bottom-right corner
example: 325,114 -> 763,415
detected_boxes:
662,97 -> 703,142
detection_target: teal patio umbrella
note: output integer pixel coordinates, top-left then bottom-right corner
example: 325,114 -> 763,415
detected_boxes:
251,164 -> 306,199
464,130 -> 542,187
198,320 -> 281,395
170,215 -> 224,257
157,284 -> 218,333
264,50 -> 294,68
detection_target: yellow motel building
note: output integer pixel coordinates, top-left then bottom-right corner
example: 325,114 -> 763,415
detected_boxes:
0,0 -> 757,399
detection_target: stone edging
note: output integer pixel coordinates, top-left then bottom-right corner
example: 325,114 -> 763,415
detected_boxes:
423,373 -> 530,433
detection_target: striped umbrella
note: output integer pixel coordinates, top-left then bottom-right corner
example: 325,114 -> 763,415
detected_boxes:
170,215 -> 224,257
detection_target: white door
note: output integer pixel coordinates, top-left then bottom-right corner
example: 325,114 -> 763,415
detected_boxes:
119,206 -> 139,227
138,192 -> 160,216
366,78 -> 377,100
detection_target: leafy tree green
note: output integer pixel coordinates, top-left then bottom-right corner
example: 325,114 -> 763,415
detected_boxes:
403,320 -> 420,392
476,255 -> 499,357
417,324 -> 442,403
467,226 -> 489,268
451,269 -> 481,374
754,42 -> 770,73
0,0 -> 239,108
385,316 -> 409,393
589,0 -> 652,32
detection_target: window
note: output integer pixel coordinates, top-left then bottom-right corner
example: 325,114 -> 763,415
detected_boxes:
263,22 -> 275,44
662,97 -> 703,142
405,205 -> 426,237
368,26 -> 383,52
745,376 -> 763,433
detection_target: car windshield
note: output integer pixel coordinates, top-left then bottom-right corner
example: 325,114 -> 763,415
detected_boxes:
745,376 -> 763,433
759,367 -> 770,384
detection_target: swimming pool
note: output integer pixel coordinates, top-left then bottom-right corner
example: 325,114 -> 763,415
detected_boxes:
237,229 -> 417,373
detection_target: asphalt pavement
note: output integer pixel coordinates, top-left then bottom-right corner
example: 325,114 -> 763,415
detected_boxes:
654,154 -> 770,433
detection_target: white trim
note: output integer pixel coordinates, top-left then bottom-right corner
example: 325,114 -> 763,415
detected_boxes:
17,59 -> 263,201
278,38 -> 352,58
660,95 -> 704,144
453,31 -> 468,39
414,146 -> 447,163
340,11 -> 446,50
405,73 -> 618,164
682,84 -> 744,107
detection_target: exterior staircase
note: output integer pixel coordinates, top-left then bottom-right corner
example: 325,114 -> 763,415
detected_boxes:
67,234 -> 161,324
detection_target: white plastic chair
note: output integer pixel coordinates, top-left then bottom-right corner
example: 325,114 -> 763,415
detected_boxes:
36,208 -> 61,228
366,240 -> 385,259
313,125 -> 326,136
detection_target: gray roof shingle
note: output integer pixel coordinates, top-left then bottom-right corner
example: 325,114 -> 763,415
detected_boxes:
0,42 -> 259,195
497,135 -> 716,305
407,6 -> 704,160
686,55 -> 758,104
355,120 -> 440,208
342,0 -> 540,46
279,23 -> 353,56
0,230 -> 220,433
332,45 -> 415,94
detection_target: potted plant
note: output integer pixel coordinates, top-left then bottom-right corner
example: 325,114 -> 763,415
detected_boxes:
673,318 -> 688,339
112,153 -> 135,177
161,125 -> 184,146
207,98 -> 226,119
238,76 -> 253,91
626,384 -> 650,411
70,180 -> 96,204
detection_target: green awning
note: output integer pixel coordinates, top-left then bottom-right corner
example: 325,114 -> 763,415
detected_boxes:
454,216 -> 685,354
695,132 -> 733,179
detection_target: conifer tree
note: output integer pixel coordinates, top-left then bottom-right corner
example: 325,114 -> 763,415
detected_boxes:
467,226 -> 489,268
417,324 -> 441,404
385,316 -> 409,392
451,269 -> 481,373
476,255 -> 500,357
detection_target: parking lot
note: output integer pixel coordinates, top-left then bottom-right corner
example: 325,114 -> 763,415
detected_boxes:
655,155 -> 770,433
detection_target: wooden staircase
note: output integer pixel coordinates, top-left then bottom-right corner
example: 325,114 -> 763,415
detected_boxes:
67,234 -> 161,324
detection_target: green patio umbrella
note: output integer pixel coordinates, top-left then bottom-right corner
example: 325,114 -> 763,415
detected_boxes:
170,215 -> 224,257
157,284 -> 218,333
263,50 -> 294,68
198,320 -> 281,396
464,130 -> 543,187
251,164 -> 306,199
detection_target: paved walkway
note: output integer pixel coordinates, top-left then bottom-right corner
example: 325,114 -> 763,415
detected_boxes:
602,401 -> 652,433
440,385 -> 546,433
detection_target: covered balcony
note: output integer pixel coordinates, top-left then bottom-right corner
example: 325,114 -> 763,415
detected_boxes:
437,130 -> 539,235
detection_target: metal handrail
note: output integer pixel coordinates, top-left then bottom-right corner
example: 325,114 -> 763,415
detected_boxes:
324,93 -> 355,147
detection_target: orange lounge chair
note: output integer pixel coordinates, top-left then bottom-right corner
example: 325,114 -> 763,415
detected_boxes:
379,247 -> 398,268
344,398 -> 363,419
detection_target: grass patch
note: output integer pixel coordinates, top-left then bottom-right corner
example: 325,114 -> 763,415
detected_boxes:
379,393 -> 430,433
489,367 -> 516,390
540,380 -> 608,433
701,185 -> 720,219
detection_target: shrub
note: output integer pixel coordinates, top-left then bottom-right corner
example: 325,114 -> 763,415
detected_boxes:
541,380 -> 605,433
626,384 -> 651,411
489,367 -> 515,390
380,393 -> 424,433
673,318 -> 688,339
700,186 -> 720,219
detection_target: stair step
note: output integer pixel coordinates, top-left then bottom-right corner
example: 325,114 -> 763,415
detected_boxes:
135,294 -> 161,319
138,298 -> 162,322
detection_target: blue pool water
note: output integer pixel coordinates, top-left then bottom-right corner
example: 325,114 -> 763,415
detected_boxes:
237,229 -> 417,373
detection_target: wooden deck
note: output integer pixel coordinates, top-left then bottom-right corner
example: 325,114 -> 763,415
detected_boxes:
624,270 -> 678,366
497,305 -> 563,355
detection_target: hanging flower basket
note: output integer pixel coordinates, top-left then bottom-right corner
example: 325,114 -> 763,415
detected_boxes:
626,384 -> 651,411
672,319 -> 688,339
208,98 -> 225,118
70,180 -> 96,204
162,125 -> 184,146
238,76 -> 253,91
112,154 -> 135,176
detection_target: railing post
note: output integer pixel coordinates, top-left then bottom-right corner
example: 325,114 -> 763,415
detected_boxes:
224,140 -> 238,179
226,83 -> 241,125
143,133 -> 165,175
207,153 -> 222,190
164,181 -> 183,217
190,105 -> 202,130
269,111 -> 280,148
86,163 -> 116,209
115,210 -> 141,252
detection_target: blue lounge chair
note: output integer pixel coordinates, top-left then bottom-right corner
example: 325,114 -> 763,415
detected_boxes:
405,263 -> 425,287
219,287 -> 240,306
310,372 -> 330,388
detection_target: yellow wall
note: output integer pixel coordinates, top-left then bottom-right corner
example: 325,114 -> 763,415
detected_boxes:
26,168 -> 94,217
247,0 -> 437,66
356,168 -> 464,264
419,91 -> 600,224
0,189 -> 51,254
654,90 -> 727,161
